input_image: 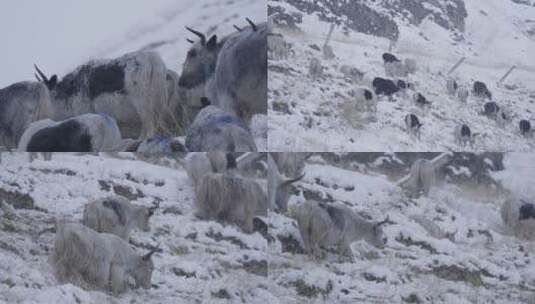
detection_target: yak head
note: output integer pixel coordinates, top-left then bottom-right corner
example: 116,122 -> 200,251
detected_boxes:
178,27 -> 220,90
132,246 -> 159,289
135,201 -> 159,232
34,64 -> 58,91
369,216 -> 392,248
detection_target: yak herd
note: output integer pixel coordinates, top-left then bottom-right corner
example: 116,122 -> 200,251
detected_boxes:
1,152 -> 532,295
0,18 -> 267,153
301,48 -> 534,146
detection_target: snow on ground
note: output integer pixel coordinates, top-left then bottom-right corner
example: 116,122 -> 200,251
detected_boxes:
267,153 -> 535,303
268,0 -> 535,151
0,153 -> 269,304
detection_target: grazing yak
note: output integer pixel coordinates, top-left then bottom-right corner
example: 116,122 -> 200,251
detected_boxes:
501,198 -> 535,240
268,153 -> 305,212
309,57 -> 323,79
483,102 -> 500,118
406,159 -> 436,196
288,201 -> 390,260
382,53 -> 411,78
34,51 -> 180,139
0,81 -> 52,149
268,32 -> 292,61
457,85 -> 470,103
17,113 -> 121,152
405,114 -> 422,140
195,172 -> 267,233
446,78 -> 458,96
519,119 -> 532,137
413,92 -> 431,108
82,196 -> 158,240
472,81 -> 492,100
454,124 -> 475,147
209,19 -> 267,123
340,65 -> 364,83
185,105 -> 257,152
353,87 -> 377,113
372,77 -> 412,99
51,222 -> 157,294
270,152 -> 309,179
185,152 -> 236,187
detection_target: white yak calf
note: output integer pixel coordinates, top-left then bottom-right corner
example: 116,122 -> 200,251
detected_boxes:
51,222 -> 157,294
82,196 -> 158,240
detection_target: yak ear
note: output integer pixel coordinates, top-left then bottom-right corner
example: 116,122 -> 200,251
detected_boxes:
206,35 -> 218,51
49,75 -> 58,89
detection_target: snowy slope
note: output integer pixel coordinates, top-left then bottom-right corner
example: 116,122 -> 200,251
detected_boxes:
267,153 -> 535,303
0,0 -> 265,88
0,153 -> 270,304
268,0 -> 535,151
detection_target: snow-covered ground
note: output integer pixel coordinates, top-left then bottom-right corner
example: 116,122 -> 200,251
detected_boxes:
268,0 -> 535,151
1,152 -> 535,303
267,153 -> 535,303
0,153 -> 270,304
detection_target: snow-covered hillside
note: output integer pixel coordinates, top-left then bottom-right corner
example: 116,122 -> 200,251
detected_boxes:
1,152 -> 535,303
268,152 -> 535,303
268,0 -> 535,151
0,153 -> 270,304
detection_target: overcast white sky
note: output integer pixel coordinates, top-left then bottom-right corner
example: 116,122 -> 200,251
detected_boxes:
0,0 -> 175,87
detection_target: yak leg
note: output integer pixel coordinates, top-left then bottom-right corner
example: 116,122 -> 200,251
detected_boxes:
109,263 -> 127,295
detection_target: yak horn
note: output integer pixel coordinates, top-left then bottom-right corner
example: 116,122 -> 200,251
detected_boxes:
185,27 -> 206,45
34,64 -> 49,83
375,215 -> 392,228
233,25 -> 242,32
246,18 -> 257,31
142,244 -> 160,260
280,173 -> 305,187
186,38 -> 194,44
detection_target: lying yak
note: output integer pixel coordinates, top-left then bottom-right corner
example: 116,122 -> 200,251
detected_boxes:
185,105 -> 257,151
82,196 -> 158,239
34,51 -> 181,139
135,136 -> 187,154
0,81 -> 52,149
195,172 -> 267,233
51,222 -> 157,294
18,113 -> 121,152
288,201 -> 390,260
